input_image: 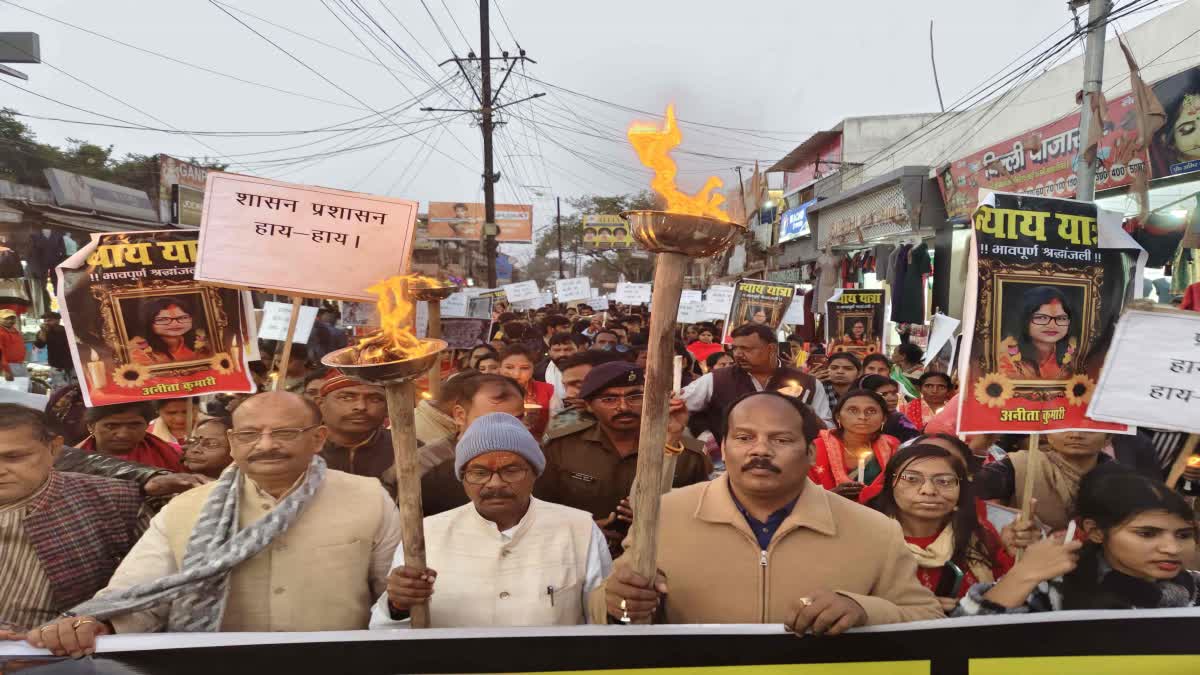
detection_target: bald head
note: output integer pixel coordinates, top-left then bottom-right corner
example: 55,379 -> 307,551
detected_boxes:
233,391 -> 322,427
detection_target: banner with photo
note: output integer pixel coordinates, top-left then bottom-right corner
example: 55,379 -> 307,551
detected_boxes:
427,201 -> 533,242
825,289 -> 885,357
1149,65 -> 1200,178
724,279 -> 796,341
957,192 -> 1140,434
583,214 -> 634,248
57,231 -> 255,407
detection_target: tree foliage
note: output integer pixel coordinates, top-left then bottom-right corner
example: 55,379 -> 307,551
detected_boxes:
529,190 -> 664,287
0,108 -> 225,196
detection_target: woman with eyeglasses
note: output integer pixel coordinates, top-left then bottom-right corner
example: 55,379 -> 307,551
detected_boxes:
132,296 -> 211,365
999,286 -> 1076,380
808,389 -> 899,502
183,416 -> 234,479
872,444 -> 1013,612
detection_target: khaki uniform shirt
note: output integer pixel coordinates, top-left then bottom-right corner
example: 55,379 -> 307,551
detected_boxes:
535,420 -> 712,521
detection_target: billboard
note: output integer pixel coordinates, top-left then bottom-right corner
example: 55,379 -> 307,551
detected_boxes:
157,155 -> 212,224
778,199 -> 815,243
1149,65 -> 1200,178
427,201 -> 533,242
938,94 -> 1148,220
43,168 -> 158,221
583,214 -> 634,248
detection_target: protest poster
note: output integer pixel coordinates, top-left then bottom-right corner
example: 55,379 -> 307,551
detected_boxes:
339,301 -> 377,326
590,296 -> 610,312
924,313 -> 961,373
503,280 -> 540,304
56,231 -> 254,407
957,192 -> 1141,434
556,277 -> 591,302
4,612 -> 1197,674
724,279 -> 796,341
439,291 -> 468,318
258,301 -> 319,343
781,289 -> 807,326
703,284 -> 735,316
615,282 -> 652,305
680,289 -> 702,305
677,300 -> 706,324
440,318 -> 493,350
195,172 -> 417,301
1088,305 -> 1200,432
825,288 -> 885,356
582,214 -> 634,248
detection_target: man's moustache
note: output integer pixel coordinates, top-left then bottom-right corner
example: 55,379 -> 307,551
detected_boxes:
742,458 -> 782,473
479,488 -> 515,500
612,413 -> 638,422
249,450 -> 290,461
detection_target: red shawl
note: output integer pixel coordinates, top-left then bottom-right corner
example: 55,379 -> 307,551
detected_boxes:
809,429 -> 899,491
79,432 -> 186,473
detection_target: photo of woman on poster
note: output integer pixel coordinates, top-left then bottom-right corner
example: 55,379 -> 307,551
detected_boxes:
1150,67 -> 1200,177
128,295 -> 212,365
997,285 -> 1076,381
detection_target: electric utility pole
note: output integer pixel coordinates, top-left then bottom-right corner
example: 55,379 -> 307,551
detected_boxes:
421,0 -> 544,288
556,196 -> 564,278
1072,0 -> 1112,201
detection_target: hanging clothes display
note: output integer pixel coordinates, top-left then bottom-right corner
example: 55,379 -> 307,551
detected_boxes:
893,243 -> 932,324
813,249 -> 843,313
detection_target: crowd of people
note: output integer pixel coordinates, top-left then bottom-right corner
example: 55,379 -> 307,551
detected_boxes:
1,300 -> 1198,659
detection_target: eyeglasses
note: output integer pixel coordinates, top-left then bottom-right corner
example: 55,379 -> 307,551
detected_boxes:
1030,313 -> 1070,326
897,471 -> 960,490
593,392 -> 644,408
184,438 -> 227,451
153,315 -> 192,325
227,424 -> 320,446
462,465 -> 530,485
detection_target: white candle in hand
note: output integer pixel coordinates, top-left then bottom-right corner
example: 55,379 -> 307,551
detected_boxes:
672,355 -> 683,393
857,452 -> 868,484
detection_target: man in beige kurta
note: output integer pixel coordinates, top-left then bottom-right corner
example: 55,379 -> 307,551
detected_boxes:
28,392 -> 401,658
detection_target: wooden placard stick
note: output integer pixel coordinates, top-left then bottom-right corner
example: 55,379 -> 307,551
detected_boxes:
1017,433 -> 1041,560
384,379 -> 431,628
659,356 -> 685,495
184,398 -> 195,440
272,297 -> 303,392
626,252 -> 688,619
1166,434 -> 1200,489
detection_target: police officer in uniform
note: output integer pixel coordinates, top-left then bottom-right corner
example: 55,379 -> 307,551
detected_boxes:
536,362 -> 712,557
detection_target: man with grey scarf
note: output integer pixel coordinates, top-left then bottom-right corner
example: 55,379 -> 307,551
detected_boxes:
27,391 -> 401,658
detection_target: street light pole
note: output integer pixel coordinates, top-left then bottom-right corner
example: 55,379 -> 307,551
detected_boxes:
1073,0 -> 1112,201
556,196 -> 564,278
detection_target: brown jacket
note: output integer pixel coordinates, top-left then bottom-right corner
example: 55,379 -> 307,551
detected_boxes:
595,475 -> 942,625
535,420 -> 712,521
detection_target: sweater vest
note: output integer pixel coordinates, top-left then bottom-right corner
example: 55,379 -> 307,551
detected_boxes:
424,497 -> 594,627
161,469 -> 384,632
695,366 -> 818,435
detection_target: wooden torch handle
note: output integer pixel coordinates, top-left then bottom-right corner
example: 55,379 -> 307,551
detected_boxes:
384,380 -> 430,628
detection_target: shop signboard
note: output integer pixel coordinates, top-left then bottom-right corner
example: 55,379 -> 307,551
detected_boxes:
44,168 -> 158,222
158,155 -> 211,224
583,214 -> 634,248
172,185 -> 204,227
427,202 -> 533,242
939,89 -> 1154,220
778,199 -> 815,243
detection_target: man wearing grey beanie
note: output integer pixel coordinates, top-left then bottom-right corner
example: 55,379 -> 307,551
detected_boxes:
369,412 -> 612,628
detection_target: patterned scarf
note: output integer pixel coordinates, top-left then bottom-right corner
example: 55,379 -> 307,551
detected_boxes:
904,524 -> 997,584
69,456 -> 327,632
820,429 -> 898,486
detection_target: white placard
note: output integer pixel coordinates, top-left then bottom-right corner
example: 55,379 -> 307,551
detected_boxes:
541,290 -> 555,307
440,291 -> 468,318
415,301 -> 429,338
615,282 -> 652,305
503,280 -> 540,304
704,285 -> 735,315
590,296 -> 610,311
195,172 -> 417,301
923,313 -> 961,367
781,289 -> 806,325
680,289 -> 703,305
677,300 -> 706,324
556,277 -> 591,303
258,302 -> 319,343
1089,307 -> 1200,432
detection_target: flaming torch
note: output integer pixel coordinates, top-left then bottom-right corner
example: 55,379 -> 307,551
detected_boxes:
322,274 -> 447,628
622,105 -> 744,602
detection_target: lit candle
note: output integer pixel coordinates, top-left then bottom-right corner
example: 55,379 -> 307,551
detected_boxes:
230,333 -> 241,370
857,451 -> 870,484
86,349 -> 106,388
779,379 -> 804,398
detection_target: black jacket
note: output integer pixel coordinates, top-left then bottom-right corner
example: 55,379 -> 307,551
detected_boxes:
53,446 -> 165,488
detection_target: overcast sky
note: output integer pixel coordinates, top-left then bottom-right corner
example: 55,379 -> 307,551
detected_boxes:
0,0 -> 1179,255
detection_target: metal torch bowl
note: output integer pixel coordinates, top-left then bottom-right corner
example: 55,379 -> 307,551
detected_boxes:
406,284 -> 462,302
320,339 -> 448,384
622,210 -> 745,257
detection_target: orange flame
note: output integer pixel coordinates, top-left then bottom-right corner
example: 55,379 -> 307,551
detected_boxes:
1188,455 -> 1200,468
347,273 -> 440,364
627,105 -> 727,219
